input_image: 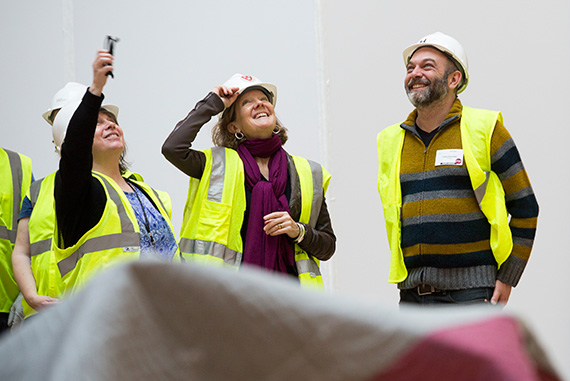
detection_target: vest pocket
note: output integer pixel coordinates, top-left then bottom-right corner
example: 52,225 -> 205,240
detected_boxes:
197,200 -> 232,245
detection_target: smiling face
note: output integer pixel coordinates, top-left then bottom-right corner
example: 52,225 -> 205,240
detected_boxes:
92,110 -> 125,160
228,89 -> 277,140
404,47 -> 460,107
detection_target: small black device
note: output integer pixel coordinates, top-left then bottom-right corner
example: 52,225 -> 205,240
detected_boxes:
104,35 -> 120,78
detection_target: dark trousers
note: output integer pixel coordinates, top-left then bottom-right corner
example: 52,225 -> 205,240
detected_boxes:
0,312 -> 9,334
399,286 -> 495,306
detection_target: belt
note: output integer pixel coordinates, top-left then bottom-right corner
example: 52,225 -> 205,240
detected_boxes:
416,284 -> 444,296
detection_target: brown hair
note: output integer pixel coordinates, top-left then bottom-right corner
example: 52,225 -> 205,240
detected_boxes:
99,108 -> 130,174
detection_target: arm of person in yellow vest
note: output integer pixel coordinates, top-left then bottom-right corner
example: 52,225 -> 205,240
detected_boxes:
490,120 -> 539,303
11,218 -> 60,312
162,91 -> 225,179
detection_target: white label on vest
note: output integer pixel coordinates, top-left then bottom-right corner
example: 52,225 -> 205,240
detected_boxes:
435,149 -> 463,166
123,246 -> 140,252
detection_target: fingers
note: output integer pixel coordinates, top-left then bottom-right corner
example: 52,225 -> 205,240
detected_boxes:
263,212 -> 300,238
490,290 -> 500,305
90,50 -> 114,96
213,86 -> 240,108
93,50 -> 114,74
490,280 -> 511,306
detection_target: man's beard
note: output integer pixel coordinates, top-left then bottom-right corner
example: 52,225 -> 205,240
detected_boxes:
406,73 -> 450,108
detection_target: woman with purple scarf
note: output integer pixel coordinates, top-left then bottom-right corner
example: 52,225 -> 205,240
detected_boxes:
162,74 -> 335,287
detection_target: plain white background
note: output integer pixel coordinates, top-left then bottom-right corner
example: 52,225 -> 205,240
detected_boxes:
1,0 -> 568,378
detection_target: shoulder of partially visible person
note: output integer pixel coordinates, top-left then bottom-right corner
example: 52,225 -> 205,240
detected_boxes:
18,196 -> 33,221
0,147 -> 33,176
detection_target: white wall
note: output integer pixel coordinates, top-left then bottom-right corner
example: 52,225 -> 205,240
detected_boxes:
1,0 -> 568,378
319,0 -> 570,378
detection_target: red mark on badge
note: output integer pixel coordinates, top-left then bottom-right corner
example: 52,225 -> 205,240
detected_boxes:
242,75 -> 253,81
456,158 -> 462,165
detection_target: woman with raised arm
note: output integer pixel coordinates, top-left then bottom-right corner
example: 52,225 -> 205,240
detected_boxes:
162,74 -> 335,288
53,50 -> 178,294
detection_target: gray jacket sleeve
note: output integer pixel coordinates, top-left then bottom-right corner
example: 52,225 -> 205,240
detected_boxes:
161,92 -> 224,179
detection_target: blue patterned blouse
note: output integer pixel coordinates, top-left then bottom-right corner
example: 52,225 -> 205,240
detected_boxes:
124,185 -> 178,261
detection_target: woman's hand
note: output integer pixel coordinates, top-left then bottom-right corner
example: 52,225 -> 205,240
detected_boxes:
263,211 -> 300,239
89,50 -> 114,96
212,85 -> 240,109
25,294 -> 61,312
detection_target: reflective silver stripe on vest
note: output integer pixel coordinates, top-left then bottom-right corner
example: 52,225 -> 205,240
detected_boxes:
474,171 -> 490,207
0,150 -> 24,243
296,257 -> 321,277
307,159 -> 324,228
29,177 -> 45,207
208,147 -> 226,202
150,188 -> 167,213
30,238 -> 52,257
179,237 -> 242,266
57,175 -> 140,278
29,178 -> 51,257
0,227 -> 8,241
181,148 -> 243,264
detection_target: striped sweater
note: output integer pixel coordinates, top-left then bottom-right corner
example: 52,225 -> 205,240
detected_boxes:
398,99 -> 538,290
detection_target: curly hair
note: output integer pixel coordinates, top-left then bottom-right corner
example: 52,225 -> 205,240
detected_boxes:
211,93 -> 288,150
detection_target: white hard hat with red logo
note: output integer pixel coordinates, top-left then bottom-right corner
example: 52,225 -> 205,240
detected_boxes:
403,32 -> 469,94
222,73 -> 277,107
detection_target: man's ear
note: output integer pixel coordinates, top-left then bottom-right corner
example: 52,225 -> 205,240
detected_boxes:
448,70 -> 462,91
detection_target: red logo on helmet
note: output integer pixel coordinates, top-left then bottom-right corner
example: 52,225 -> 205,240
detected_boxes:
456,158 -> 462,165
241,75 -> 253,81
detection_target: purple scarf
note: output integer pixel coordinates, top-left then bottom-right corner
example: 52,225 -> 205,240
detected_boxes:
237,134 -> 295,274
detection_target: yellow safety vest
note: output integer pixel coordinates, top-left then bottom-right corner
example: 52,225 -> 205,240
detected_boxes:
23,171 -> 154,317
0,148 -> 32,312
179,147 -> 331,289
377,106 -> 512,283
22,173 -> 61,318
54,172 -> 177,295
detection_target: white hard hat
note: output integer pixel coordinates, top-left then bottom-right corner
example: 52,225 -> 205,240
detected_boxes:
42,82 -> 88,125
403,32 -> 469,94
222,73 -> 277,107
52,100 -> 119,153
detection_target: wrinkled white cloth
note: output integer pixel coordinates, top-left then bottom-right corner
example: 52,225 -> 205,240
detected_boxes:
7,293 -> 24,328
0,261 -> 560,380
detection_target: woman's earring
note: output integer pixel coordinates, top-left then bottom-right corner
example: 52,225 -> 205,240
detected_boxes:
273,126 -> 280,135
235,131 -> 245,140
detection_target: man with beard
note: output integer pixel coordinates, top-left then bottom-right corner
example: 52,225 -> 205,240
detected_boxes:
376,32 -> 538,306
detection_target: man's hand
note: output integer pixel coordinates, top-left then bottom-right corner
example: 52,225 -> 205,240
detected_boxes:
491,279 -> 512,306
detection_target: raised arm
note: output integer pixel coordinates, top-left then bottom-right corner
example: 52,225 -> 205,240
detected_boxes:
162,90 -> 231,178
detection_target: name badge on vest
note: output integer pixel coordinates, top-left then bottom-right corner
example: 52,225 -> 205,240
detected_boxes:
435,149 -> 463,166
